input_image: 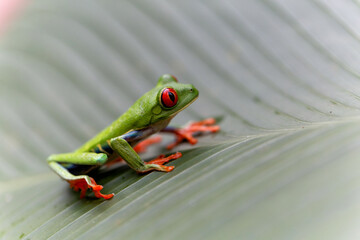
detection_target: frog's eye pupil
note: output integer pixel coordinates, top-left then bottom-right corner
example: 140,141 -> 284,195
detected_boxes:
161,88 -> 178,108
169,92 -> 175,102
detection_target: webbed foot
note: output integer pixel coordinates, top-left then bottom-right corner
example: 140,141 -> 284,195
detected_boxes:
166,118 -> 220,150
68,177 -> 114,200
137,152 -> 182,173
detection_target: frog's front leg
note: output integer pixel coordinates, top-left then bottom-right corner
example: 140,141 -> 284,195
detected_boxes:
110,136 -> 181,173
47,153 -> 114,200
162,118 -> 220,150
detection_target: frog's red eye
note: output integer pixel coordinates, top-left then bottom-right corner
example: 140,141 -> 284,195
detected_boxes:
161,88 -> 178,108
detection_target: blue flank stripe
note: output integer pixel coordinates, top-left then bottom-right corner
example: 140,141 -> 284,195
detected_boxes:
93,142 -> 114,155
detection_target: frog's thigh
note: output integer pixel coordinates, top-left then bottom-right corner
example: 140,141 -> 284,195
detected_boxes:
48,161 -> 92,183
47,152 -> 108,182
47,152 -> 108,165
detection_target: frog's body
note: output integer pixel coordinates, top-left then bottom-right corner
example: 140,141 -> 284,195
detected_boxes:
47,75 -> 219,200
78,114 -> 172,154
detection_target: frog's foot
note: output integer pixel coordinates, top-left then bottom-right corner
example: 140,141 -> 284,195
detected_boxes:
166,118 -> 220,150
138,152 -> 182,173
133,136 -> 162,153
68,177 -> 114,200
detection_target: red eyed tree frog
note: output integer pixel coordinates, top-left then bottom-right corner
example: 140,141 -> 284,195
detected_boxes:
47,74 -> 219,200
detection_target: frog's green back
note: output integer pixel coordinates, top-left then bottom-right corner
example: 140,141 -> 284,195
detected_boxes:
75,96 -> 153,153
75,75 -> 198,153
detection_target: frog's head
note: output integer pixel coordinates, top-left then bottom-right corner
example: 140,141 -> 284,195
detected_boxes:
149,74 -> 199,123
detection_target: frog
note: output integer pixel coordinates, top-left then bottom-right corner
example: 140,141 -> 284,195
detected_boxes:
47,74 -> 219,199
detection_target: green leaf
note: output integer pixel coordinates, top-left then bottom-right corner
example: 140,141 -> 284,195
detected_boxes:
1,0 -> 360,239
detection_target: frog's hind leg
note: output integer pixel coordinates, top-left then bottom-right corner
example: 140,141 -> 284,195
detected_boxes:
47,153 -> 114,200
48,162 -> 114,199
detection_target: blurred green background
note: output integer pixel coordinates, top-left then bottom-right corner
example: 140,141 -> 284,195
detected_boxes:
0,0 -> 360,239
